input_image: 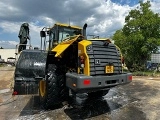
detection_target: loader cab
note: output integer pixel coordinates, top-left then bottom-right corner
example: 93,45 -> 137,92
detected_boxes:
40,23 -> 82,50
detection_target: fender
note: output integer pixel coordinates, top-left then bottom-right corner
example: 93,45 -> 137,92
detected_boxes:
13,50 -> 47,95
52,35 -> 82,57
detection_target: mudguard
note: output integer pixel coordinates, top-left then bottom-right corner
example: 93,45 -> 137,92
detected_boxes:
13,50 -> 47,95
52,35 -> 82,57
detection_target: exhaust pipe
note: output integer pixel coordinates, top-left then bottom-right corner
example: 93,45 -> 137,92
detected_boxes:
83,23 -> 87,39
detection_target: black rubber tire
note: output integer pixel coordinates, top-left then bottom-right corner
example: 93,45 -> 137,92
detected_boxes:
58,75 -> 69,101
39,64 -> 69,109
88,90 -> 109,99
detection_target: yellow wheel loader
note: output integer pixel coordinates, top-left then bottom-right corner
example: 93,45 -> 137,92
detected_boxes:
13,23 -> 132,109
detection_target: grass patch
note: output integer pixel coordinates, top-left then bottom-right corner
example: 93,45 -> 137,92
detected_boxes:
132,71 -> 160,77
0,64 -> 5,67
123,67 -> 160,77
0,64 -> 7,67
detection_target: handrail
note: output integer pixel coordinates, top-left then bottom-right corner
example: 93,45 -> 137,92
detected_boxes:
15,44 -> 33,62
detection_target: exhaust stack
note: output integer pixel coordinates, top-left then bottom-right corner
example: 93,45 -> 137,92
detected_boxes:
83,23 -> 87,39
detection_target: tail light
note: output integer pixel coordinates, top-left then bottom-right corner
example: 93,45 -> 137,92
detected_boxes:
79,55 -> 85,74
128,75 -> 132,81
80,55 -> 85,67
83,79 -> 90,85
12,91 -> 18,95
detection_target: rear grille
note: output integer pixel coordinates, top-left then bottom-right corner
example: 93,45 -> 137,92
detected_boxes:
87,40 -> 122,76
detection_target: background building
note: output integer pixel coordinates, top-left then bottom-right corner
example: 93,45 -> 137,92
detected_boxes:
0,49 -> 16,62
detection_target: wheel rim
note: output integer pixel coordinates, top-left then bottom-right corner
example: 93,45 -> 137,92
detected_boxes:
39,80 -> 46,97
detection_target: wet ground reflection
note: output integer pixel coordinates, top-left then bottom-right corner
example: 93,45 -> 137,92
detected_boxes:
15,88 -> 134,119
16,94 -> 122,120
65,98 -> 121,119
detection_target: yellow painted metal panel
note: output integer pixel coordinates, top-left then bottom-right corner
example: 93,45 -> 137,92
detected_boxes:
49,23 -> 82,30
52,35 -> 81,57
78,40 -> 92,76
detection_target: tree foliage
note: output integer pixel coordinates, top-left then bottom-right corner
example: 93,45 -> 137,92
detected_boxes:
112,1 -> 160,71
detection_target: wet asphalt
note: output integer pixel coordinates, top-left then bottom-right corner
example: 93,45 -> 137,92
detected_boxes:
1,77 -> 160,120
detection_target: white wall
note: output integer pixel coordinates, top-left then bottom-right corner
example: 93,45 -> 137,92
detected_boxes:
0,49 -> 16,61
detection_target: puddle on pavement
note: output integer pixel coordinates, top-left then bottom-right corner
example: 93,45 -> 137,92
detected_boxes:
64,98 -> 121,120
105,88 -> 139,105
15,92 -> 123,120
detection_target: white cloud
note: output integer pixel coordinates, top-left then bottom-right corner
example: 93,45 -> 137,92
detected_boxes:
0,1 -> 21,18
85,15 -> 96,26
38,16 -> 56,26
85,0 -> 132,37
7,41 -> 18,45
0,0 -> 160,48
0,41 -> 19,48
151,1 -> 160,13
0,22 -> 20,33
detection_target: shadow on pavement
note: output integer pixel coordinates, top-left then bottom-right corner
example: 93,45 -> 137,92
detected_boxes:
64,98 -> 122,120
19,95 -> 63,116
18,95 -> 122,119
19,96 -> 41,116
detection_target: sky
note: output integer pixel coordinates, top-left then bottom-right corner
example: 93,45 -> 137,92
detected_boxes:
0,0 -> 160,48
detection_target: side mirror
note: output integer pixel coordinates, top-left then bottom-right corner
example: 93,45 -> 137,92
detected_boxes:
40,31 -> 46,37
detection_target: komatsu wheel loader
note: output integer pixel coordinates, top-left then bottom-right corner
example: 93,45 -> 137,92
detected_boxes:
13,23 -> 132,109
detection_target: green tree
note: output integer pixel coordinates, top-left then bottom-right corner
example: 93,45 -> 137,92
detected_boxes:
112,30 -> 126,54
113,1 -> 160,71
